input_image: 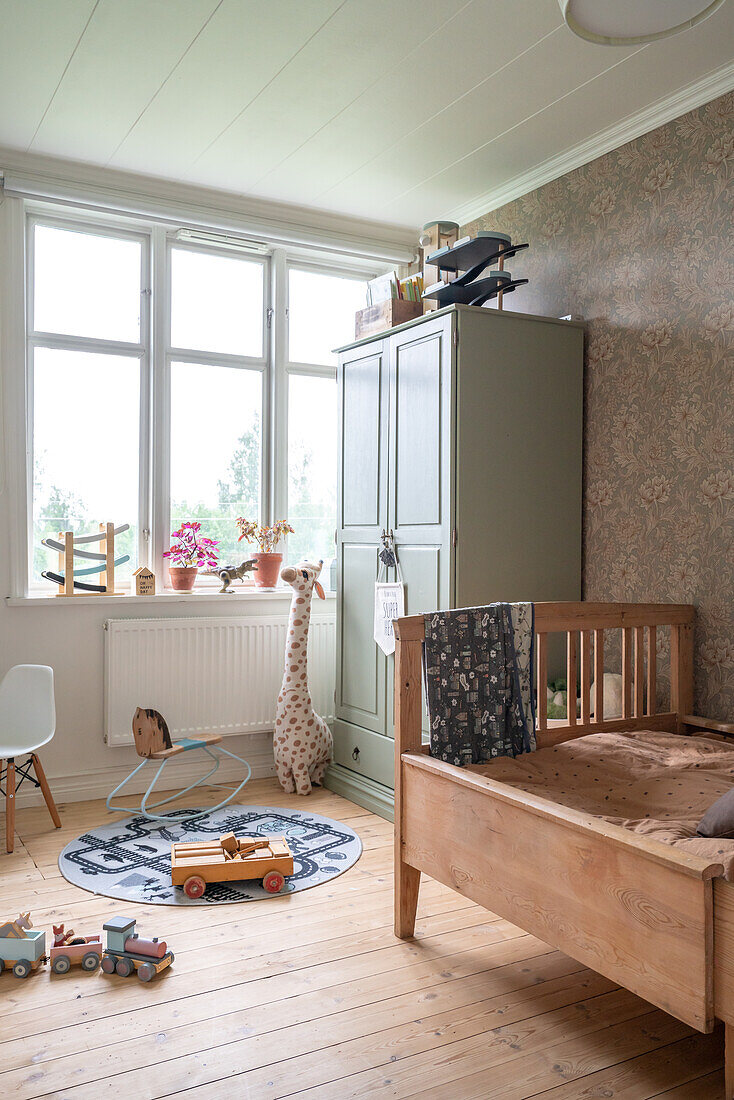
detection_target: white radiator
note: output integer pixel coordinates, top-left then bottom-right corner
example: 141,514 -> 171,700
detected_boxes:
104,615 -> 336,748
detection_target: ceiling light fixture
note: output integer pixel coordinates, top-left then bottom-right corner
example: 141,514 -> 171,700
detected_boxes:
557,0 -> 726,45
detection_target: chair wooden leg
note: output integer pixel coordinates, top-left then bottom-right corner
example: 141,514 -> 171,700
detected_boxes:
6,758 -> 15,854
31,754 -> 61,828
395,860 -> 421,939
726,1022 -> 734,1100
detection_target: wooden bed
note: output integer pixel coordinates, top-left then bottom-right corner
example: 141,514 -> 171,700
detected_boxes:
393,602 -> 734,1097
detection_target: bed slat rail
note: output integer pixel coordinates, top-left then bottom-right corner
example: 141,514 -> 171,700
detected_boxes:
395,603 -> 695,755
536,604 -> 694,744
580,630 -> 591,725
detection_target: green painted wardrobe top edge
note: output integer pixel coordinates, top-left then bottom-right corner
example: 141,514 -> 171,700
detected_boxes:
334,302 -> 585,354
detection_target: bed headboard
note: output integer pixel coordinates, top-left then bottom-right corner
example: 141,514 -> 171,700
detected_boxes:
393,602 -> 696,757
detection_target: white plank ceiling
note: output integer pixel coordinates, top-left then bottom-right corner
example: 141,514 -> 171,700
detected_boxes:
1,0 -> 732,228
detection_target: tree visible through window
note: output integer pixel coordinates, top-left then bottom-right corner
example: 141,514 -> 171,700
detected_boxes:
170,362 -> 262,567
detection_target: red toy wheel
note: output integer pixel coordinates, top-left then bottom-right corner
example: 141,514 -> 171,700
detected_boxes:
183,875 -> 206,899
101,954 -> 116,974
137,962 -> 156,983
116,957 -> 134,977
263,871 -> 285,894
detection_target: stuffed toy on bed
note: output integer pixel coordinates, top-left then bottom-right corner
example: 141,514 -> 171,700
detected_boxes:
546,672 -> 624,720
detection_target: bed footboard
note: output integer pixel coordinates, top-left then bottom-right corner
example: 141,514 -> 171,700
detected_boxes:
401,752 -> 721,1032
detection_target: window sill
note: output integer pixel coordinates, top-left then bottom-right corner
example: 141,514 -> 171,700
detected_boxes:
7,588 -> 336,608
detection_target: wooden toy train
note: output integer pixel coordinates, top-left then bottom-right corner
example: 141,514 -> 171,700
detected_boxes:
100,916 -> 174,982
0,912 -> 172,982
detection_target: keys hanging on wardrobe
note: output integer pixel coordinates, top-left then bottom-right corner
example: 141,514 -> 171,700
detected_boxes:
374,530 -> 404,656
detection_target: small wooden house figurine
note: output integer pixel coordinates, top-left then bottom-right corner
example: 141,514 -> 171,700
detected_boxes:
133,567 -> 155,596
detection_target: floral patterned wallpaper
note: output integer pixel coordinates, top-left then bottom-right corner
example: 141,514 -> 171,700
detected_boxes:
463,92 -> 733,719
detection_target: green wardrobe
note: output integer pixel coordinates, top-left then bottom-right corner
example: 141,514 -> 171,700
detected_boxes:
327,304 -> 584,818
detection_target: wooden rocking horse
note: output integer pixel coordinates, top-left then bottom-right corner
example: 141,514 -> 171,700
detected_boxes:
106,708 -> 251,822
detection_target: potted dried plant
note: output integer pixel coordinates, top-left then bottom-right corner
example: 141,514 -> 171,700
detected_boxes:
235,519 -> 294,588
163,522 -> 219,591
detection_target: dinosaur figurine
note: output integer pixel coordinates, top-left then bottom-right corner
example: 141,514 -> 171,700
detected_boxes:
205,559 -> 257,593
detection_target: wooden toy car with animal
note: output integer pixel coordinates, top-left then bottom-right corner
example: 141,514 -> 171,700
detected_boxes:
100,916 -> 174,982
50,924 -> 103,974
171,833 -> 294,898
0,913 -> 47,978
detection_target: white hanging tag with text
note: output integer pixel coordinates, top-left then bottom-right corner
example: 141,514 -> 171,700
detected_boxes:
374,581 -> 405,655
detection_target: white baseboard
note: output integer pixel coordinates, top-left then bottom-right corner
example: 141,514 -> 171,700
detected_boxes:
12,741 -> 276,809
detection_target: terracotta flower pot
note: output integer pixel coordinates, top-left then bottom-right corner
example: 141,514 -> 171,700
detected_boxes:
251,552 -> 283,588
169,566 -> 198,592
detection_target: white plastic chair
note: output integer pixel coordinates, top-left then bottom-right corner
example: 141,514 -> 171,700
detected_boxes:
0,665 -> 61,852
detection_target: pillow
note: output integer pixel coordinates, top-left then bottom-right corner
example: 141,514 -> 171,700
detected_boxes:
697,788 -> 734,838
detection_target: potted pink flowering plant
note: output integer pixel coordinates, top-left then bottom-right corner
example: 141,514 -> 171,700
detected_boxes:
235,518 -> 294,588
163,522 -> 219,591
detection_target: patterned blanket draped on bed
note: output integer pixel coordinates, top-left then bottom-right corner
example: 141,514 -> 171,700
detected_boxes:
423,604 -> 536,765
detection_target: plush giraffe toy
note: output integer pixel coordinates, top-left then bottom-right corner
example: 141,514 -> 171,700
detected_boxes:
274,560 -> 333,795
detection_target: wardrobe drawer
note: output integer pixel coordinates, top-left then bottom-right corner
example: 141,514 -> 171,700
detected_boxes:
333,719 -> 395,790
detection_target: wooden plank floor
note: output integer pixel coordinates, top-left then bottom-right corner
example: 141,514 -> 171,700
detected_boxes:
0,778 -> 724,1099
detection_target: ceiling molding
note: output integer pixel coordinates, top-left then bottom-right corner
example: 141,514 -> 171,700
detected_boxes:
0,145 -> 416,265
451,60 -> 734,226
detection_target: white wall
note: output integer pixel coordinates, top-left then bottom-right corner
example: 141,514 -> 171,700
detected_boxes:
0,593 -> 336,807
0,185 -> 339,809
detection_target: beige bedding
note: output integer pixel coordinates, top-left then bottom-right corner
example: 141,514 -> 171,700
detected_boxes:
468,729 -> 734,879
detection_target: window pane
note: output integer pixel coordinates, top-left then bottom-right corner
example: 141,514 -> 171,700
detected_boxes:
34,225 -> 141,343
288,269 -> 367,366
170,248 -> 264,357
170,362 -> 262,568
287,374 -> 337,575
33,348 -> 139,589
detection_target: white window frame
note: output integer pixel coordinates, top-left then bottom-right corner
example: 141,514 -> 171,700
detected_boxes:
154,233 -> 271,584
279,258 -> 369,563
25,211 -> 152,588
11,202 -> 377,598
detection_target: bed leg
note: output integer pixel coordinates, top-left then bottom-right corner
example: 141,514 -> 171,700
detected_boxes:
395,859 -> 421,939
393,618 -> 424,939
726,1023 -> 734,1100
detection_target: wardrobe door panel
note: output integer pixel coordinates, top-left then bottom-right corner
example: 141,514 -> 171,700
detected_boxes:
387,543 -> 444,741
399,545 -> 442,617
389,315 -> 454,558
394,339 -> 441,528
341,350 -> 384,529
337,543 -> 385,731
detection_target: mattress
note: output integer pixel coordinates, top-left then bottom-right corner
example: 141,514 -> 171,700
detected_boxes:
468,729 -> 734,879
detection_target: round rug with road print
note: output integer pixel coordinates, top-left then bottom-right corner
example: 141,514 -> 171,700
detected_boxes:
58,805 -> 362,905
